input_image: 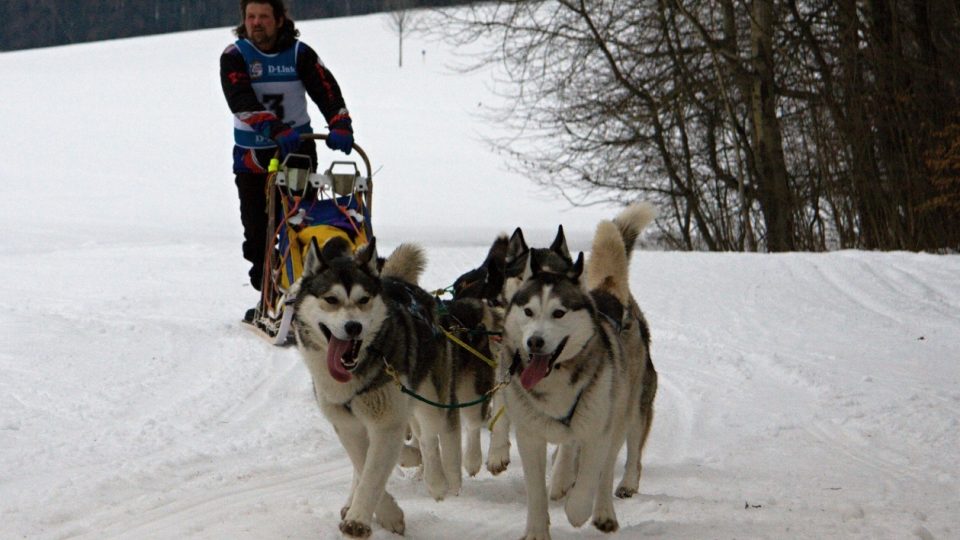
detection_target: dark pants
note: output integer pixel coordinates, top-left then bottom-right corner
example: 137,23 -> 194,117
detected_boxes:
234,140 -> 318,291
235,172 -> 272,290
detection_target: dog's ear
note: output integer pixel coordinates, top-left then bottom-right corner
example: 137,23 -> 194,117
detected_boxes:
480,234 -> 509,299
506,227 -> 527,262
356,237 -> 379,275
505,228 -> 531,280
303,237 -> 325,277
567,251 -> 584,282
486,234 -> 509,268
549,224 -> 572,262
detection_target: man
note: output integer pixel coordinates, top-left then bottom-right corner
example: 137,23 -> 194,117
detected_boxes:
220,0 -> 354,321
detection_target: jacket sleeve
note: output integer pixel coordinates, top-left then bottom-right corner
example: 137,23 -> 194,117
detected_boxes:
297,43 -> 350,125
220,44 -> 289,139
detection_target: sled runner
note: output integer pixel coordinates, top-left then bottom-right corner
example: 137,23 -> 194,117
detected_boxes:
244,134 -> 373,345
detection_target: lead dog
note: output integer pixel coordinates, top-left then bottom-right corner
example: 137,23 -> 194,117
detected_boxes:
499,204 -> 655,539
290,237 -> 461,538
467,204 -> 657,495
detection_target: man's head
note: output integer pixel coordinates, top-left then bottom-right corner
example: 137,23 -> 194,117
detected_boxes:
234,0 -> 297,51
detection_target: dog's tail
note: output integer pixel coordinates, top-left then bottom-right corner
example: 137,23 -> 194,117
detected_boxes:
381,243 -> 427,285
612,202 -> 657,264
586,202 -> 656,303
585,220 -> 630,303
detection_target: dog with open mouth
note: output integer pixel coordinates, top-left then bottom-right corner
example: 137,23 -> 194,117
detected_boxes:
498,203 -> 657,539
289,237 -> 461,539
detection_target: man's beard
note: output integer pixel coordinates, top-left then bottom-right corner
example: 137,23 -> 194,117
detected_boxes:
250,28 -> 276,49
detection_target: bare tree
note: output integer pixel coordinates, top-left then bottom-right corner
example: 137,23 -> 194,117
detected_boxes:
431,0 -> 960,252
386,1 -> 421,67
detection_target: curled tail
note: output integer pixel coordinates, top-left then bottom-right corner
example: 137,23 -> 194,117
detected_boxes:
586,202 -> 657,303
585,221 -> 630,304
381,243 -> 427,285
613,202 -> 657,263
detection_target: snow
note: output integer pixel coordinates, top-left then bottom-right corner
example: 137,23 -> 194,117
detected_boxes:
1,12 -> 959,540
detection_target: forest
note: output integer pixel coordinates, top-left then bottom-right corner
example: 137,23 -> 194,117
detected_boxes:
434,1 -> 960,251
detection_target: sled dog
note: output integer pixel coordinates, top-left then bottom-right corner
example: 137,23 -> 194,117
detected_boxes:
478,206 -> 657,496
499,204 -> 655,538
290,237 -> 461,538
452,227 -> 580,475
443,237 -> 509,476
439,296 -> 502,476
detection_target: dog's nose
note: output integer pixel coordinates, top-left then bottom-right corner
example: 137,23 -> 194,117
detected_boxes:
344,321 -> 363,338
527,335 -> 545,352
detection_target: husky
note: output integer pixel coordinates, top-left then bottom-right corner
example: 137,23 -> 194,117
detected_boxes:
498,204 -> 655,538
289,237 -> 461,538
438,296 -> 502,476
442,236 -> 509,476
449,227 -> 580,476
479,206 -> 657,496
608,205 -> 659,499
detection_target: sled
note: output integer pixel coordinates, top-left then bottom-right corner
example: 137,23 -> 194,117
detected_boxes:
244,134 -> 374,345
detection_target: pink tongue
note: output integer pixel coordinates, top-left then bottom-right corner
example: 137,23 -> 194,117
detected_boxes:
327,337 -> 354,382
520,354 -> 552,390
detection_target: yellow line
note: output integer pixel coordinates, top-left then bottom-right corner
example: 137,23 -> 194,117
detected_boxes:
442,328 -> 497,369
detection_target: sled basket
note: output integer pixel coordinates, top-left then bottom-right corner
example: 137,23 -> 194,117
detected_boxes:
245,134 -> 374,345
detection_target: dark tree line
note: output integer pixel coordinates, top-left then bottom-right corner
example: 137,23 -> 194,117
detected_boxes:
434,1 -> 960,252
0,0 -> 470,51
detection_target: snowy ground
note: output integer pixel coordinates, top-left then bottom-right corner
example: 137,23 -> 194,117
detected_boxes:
1,11 -> 958,540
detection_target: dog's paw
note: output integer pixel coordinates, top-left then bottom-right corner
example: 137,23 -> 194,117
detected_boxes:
375,510 -> 405,535
486,455 -> 510,475
520,524 -> 551,540
375,495 -> 405,535
614,485 -> 637,499
593,515 -> 619,533
445,485 -> 461,498
339,519 -> 372,538
549,477 -> 574,501
564,491 -> 592,528
464,452 -> 482,477
446,473 -> 462,497
463,433 -> 483,476
424,465 -> 448,501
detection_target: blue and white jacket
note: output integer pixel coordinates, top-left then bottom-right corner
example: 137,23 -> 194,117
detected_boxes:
220,38 -> 349,173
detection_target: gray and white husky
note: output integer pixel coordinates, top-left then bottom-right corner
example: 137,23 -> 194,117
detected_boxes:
289,237 -> 461,538
475,204 -> 657,497
499,204 -> 655,539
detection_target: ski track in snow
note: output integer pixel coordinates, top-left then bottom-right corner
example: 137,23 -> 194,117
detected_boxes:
3,245 -> 959,540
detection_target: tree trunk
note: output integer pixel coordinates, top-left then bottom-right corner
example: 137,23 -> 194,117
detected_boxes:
749,0 -> 795,251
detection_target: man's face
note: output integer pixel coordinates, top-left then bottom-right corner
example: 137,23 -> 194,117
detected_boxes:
244,2 -> 283,50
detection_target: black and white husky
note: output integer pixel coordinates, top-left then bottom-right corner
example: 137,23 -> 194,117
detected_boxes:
289,237 -> 461,538
499,204 -> 656,539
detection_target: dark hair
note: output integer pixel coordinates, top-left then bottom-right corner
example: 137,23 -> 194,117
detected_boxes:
233,0 -> 300,49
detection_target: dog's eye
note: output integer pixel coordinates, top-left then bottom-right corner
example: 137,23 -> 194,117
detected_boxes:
356,296 -> 370,305
523,308 -> 534,317
324,296 -> 339,305
552,309 -> 566,319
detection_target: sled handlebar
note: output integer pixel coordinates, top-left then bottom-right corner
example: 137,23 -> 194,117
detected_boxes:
300,133 -> 372,181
